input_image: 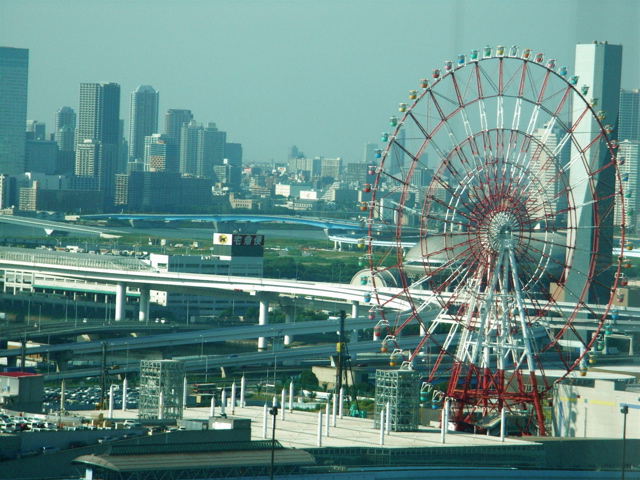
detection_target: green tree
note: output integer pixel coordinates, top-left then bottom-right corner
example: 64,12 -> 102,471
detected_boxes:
299,369 -> 319,389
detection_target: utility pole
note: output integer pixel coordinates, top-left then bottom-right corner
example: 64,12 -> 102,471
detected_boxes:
100,342 -> 108,409
335,310 -> 346,397
269,403 -> 278,480
621,405 -> 628,480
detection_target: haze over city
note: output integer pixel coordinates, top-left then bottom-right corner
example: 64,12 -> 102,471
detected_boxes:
2,0 -> 639,164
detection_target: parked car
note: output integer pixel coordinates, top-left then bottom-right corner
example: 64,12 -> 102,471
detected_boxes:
122,420 -> 142,428
42,446 -> 60,454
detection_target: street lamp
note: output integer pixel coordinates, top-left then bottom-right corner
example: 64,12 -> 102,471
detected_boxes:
621,405 -> 628,480
269,402 -> 278,480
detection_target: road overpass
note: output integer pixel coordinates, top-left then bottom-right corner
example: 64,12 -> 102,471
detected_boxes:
0,246 -> 638,380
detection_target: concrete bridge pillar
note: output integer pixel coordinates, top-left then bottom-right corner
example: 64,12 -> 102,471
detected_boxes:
6,356 -> 17,368
115,282 -> 126,322
258,298 -> 269,350
52,350 -> 73,372
282,306 -> 295,346
138,286 -> 150,322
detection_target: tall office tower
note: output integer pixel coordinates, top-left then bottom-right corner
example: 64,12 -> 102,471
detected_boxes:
224,142 -> 243,191
118,119 -> 128,174
199,123 -> 226,177
618,89 -> 640,141
54,107 -> 76,174
164,109 -> 193,156
364,142 -> 378,165
129,85 -> 159,163
289,145 -> 305,159
387,128 -> 406,176
320,157 -> 342,179
25,140 -> 57,174
346,162 -> 367,184
179,120 -> 201,175
75,82 -> 121,207
26,120 -> 45,140
531,122 -> 571,214
568,41 -> 623,305
0,47 -> 29,174
144,133 -> 178,172
225,142 -> 243,167
55,126 -> 76,175
616,140 -> 640,231
54,106 -> 76,132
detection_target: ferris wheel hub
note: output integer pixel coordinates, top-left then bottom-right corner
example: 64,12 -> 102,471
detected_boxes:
480,210 -> 520,254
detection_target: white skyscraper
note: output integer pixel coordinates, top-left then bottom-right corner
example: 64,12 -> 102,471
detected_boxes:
616,140 -> 640,230
619,89 -> 640,142
129,85 -> 159,163
568,41 -> 623,304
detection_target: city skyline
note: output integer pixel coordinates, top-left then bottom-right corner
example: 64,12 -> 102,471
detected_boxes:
1,0 -> 639,165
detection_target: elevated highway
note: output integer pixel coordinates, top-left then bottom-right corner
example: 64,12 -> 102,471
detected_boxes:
0,246 -> 638,381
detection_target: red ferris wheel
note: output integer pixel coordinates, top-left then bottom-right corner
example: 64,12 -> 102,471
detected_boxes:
364,45 -> 625,435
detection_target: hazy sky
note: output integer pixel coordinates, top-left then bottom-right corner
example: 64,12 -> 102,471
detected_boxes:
1,0 -> 639,165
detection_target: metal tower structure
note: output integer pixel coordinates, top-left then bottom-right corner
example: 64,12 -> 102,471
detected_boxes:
139,359 -> 185,420
374,369 -> 420,432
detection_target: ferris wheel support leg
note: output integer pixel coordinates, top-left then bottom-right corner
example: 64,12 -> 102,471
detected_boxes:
482,366 -> 492,415
529,371 -> 546,436
496,369 -> 505,412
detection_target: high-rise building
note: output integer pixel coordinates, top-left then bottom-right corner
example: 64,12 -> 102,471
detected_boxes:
54,107 -> 76,174
619,89 -> 640,142
0,47 -> 29,174
199,123 -> 226,177
363,142 -> 378,164
224,142 -> 243,191
54,106 -> 76,132
289,145 -> 305,159
225,142 -> 243,167
179,121 -> 226,177
144,133 -> 178,172
387,128 -> 406,176
568,41 -> 622,304
75,82 -> 121,206
319,157 -> 342,179
179,120 -> 201,175
531,122 -> 571,215
129,85 -> 159,163
26,120 -> 45,141
164,109 -> 193,156
25,140 -> 58,174
616,140 -> 640,231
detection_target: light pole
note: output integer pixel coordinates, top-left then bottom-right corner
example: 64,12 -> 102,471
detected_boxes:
269,402 -> 278,480
621,405 -> 628,480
